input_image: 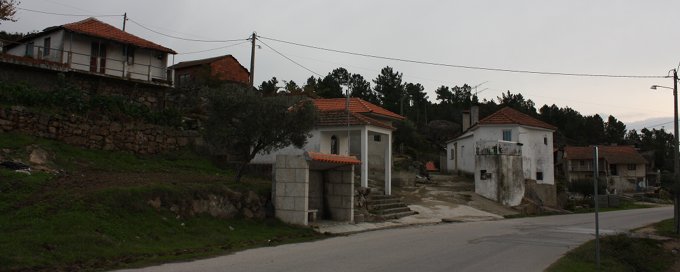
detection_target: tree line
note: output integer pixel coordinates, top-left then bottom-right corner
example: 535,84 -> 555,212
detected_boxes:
258,66 -> 677,173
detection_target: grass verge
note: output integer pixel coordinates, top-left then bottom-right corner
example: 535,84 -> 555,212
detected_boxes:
0,133 -> 323,271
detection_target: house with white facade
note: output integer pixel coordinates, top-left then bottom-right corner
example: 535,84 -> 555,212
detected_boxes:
3,17 -> 176,84
445,107 -> 557,206
253,97 -> 404,195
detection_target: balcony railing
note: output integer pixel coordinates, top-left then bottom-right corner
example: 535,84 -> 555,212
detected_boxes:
476,140 -> 522,156
6,44 -> 170,83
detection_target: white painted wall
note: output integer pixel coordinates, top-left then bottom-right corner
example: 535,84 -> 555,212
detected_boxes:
6,31 -> 169,82
7,30 -> 65,63
446,124 -> 554,185
252,129 -> 321,164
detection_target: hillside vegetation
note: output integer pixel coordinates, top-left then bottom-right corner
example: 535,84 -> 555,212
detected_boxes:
0,133 -> 322,271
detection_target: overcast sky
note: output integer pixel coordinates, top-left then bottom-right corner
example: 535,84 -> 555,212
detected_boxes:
5,0 -> 680,130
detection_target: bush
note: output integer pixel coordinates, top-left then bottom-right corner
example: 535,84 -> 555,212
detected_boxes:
568,178 -> 607,198
0,80 -> 183,127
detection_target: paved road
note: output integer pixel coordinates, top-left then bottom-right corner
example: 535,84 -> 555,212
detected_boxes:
116,206 -> 673,272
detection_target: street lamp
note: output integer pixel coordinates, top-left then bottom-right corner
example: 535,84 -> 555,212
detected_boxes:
650,68 -> 680,234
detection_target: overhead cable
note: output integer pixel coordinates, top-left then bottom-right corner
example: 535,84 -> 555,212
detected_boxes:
178,40 -> 250,55
256,37 -> 322,77
258,35 -> 669,79
127,18 -> 248,43
17,7 -> 121,17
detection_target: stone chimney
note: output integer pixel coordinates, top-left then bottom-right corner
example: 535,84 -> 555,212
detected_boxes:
462,109 -> 471,132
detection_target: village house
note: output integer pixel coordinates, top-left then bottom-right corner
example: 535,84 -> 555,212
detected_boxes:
252,97 -> 404,196
445,106 -> 557,206
3,17 -> 176,84
558,145 -> 647,193
169,55 -> 250,87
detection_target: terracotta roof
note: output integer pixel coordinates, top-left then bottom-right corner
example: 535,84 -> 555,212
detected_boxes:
169,55 -> 247,72
476,107 -> 556,130
316,110 -> 396,130
305,151 -> 361,165
62,18 -> 176,54
313,98 -> 404,120
564,146 -> 647,164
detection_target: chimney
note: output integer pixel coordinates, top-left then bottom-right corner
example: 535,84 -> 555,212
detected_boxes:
471,106 -> 479,126
462,109 -> 471,132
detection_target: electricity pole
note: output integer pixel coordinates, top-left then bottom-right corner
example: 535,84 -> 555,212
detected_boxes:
249,32 -> 257,89
674,69 -> 679,234
122,13 -> 127,32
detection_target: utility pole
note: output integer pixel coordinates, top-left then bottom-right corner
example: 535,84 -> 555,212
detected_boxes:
593,146 -> 601,270
674,69 -> 679,234
249,32 -> 257,89
122,13 -> 127,32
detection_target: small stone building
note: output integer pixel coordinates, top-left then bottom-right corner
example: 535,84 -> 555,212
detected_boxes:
274,152 -> 360,226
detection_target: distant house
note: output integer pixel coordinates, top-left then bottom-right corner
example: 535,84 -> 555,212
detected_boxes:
445,106 -> 557,206
252,97 -> 404,195
169,55 -> 250,87
560,145 -> 647,193
3,17 -> 176,84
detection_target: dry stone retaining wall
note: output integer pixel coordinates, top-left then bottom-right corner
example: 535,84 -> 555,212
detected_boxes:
0,106 -> 201,154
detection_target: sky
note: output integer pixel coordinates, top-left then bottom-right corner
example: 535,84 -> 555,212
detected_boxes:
4,0 -> 680,131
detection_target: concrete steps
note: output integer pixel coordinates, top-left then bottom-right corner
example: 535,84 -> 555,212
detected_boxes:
366,194 -> 417,220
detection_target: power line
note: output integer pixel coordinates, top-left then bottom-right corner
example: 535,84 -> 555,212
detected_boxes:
17,7 -> 121,17
644,120 -> 675,129
256,37 -> 322,77
178,40 -> 250,55
258,35 -> 669,79
127,18 -> 248,43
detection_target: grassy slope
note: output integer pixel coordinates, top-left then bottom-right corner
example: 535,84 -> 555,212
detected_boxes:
546,231 -> 676,272
0,133 -> 322,271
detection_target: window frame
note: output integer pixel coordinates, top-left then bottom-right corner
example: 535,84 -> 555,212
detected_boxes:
502,129 -> 512,141
43,37 -> 51,57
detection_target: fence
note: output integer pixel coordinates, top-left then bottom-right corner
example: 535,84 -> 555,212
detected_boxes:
12,43 -> 170,83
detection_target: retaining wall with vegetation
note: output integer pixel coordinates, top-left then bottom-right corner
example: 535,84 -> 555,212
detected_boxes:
0,106 -> 201,154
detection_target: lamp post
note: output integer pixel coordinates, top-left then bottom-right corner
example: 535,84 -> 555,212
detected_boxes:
651,68 -> 680,234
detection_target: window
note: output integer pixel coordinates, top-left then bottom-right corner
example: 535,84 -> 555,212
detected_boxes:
373,135 -> 381,142
579,160 -> 585,166
536,172 -> 543,181
610,164 -> 618,176
502,129 -> 512,141
125,46 -> 135,64
544,136 -> 548,145
330,135 -> 339,155
43,38 -> 51,57
178,74 -> 190,86
627,164 -> 636,171
450,148 -> 455,160
25,42 -> 34,57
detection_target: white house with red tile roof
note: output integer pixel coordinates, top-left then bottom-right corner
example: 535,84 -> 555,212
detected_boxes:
252,97 -> 404,195
446,107 -> 557,206
560,145 -> 647,193
3,17 -> 176,84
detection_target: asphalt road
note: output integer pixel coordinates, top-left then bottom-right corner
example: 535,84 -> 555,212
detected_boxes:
116,206 -> 673,272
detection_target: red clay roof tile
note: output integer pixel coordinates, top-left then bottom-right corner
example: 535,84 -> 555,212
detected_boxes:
477,107 -> 556,130
316,110 -> 396,130
564,146 -> 647,164
305,151 -> 361,165
313,98 -> 404,120
63,18 -> 176,54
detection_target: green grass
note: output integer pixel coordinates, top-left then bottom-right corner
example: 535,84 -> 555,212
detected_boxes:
0,133 -> 323,271
572,201 -> 656,214
0,132 -> 226,173
654,219 -> 680,238
546,234 -> 675,272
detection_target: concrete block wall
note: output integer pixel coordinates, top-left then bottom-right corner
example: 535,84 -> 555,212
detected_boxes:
274,155 -> 310,226
324,166 -> 354,222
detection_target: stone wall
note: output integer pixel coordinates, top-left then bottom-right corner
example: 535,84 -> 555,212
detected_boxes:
323,166 -> 354,221
147,189 -> 267,220
0,106 -> 201,154
274,155 -> 310,226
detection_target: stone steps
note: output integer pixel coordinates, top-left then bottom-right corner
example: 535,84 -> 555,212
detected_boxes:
366,195 -> 417,220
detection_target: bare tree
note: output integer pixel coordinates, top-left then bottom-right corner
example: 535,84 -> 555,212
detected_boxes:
0,0 -> 19,23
